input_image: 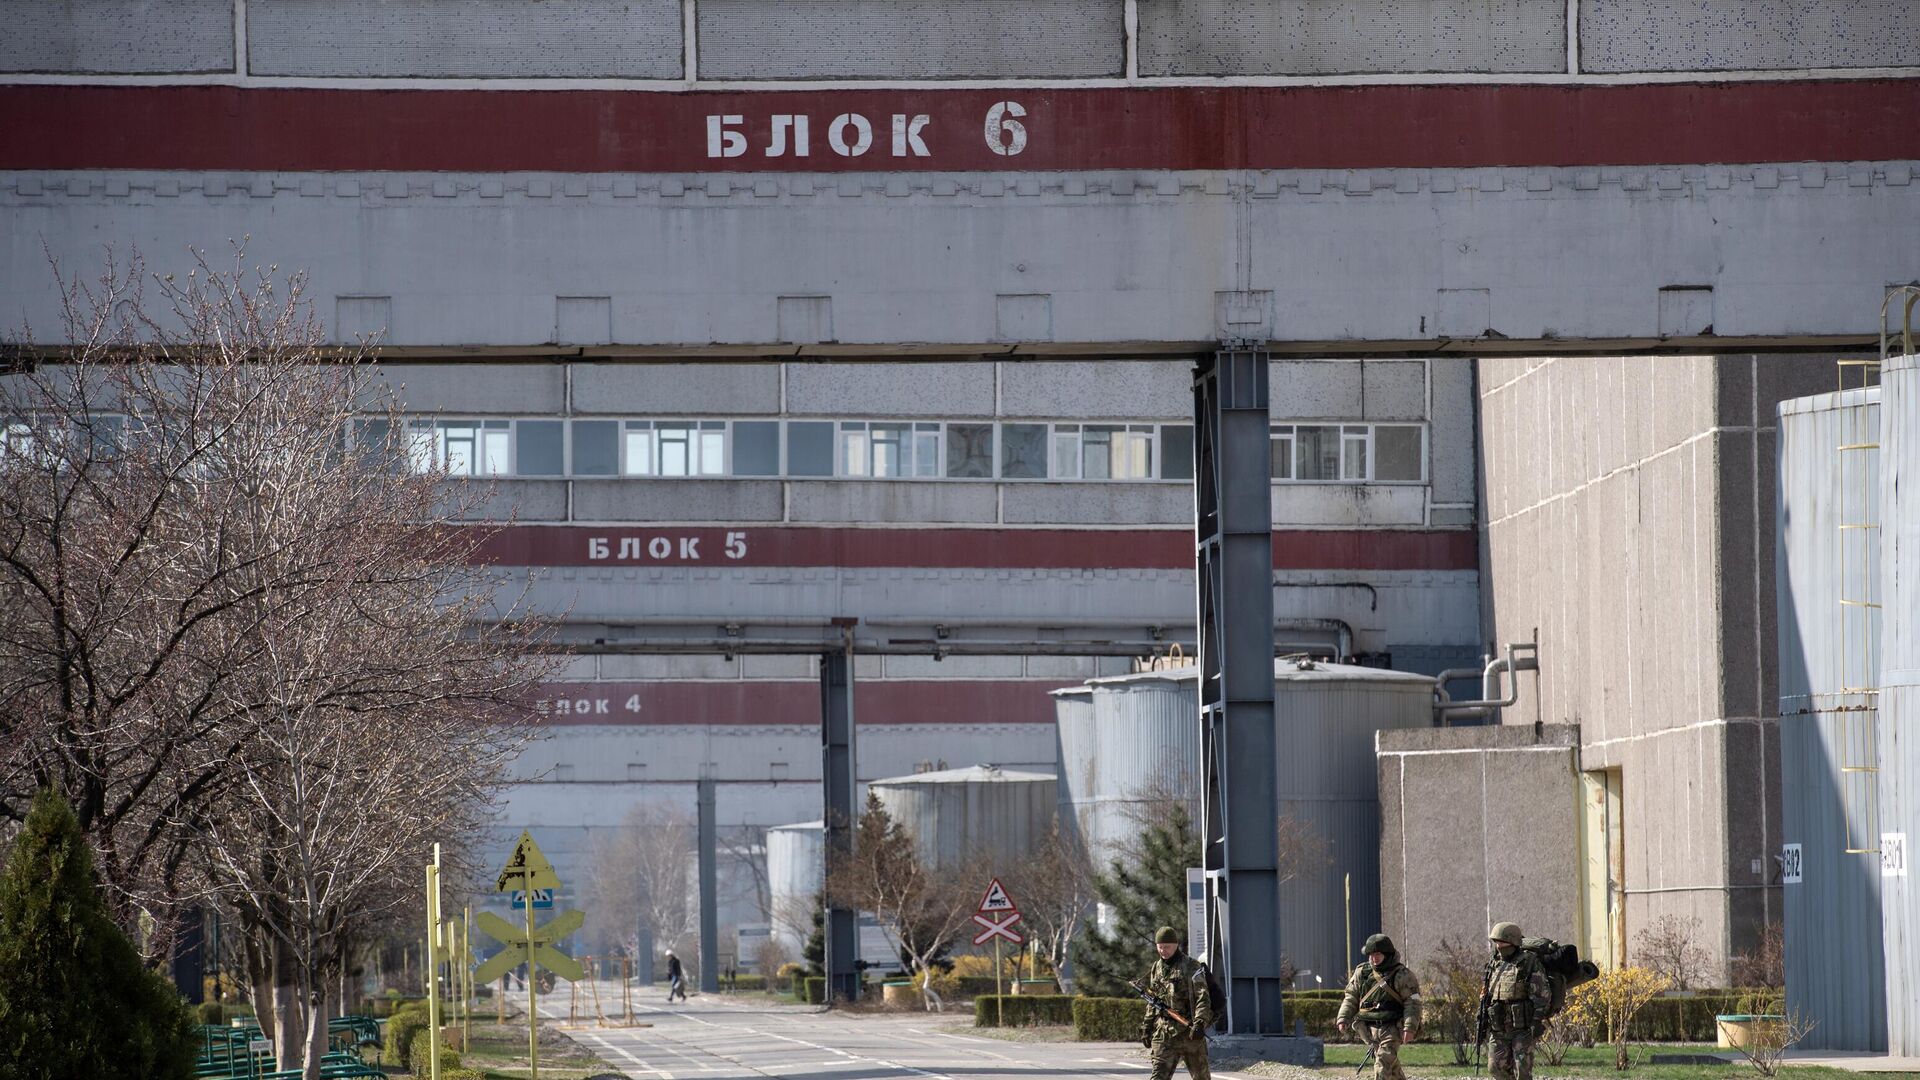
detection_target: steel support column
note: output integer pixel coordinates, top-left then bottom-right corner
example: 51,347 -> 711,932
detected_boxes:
697,776 -> 720,994
1195,346 -> 1286,1036
820,645 -> 861,1003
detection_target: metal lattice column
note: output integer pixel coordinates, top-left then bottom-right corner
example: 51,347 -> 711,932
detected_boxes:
820,645 -> 861,1003
1195,347 -> 1286,1036
697,776 -> 721,993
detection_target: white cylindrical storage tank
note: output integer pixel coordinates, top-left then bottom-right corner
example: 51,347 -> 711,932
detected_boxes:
1051,686 -> 1095,848
868,766 -> 1058,873
1880,351 -> 1920,1056
1776,385 -> 1886,1051
1055,661 -> 1434,983
766,820 -> 824,955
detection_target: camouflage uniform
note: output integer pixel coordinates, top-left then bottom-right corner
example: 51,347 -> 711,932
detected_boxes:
1336,934 -> 1423,1080
1141,928 -> 1213,1080
1481,923 -> 1550,1080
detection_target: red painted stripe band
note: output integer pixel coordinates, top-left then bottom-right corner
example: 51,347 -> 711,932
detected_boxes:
469,525 -> 1478,571
4,80 -> 1917,173
533,680 -> 1068,726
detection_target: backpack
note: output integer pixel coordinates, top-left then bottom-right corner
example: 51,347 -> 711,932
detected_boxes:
1520,937 -> 1600,1020
1198,962 -> 1228,1032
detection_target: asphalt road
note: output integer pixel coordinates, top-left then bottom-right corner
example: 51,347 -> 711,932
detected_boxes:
532,984 -> 1230,1080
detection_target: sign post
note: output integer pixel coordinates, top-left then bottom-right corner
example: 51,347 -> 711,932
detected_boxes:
972,878 -> 1024,1029
479,830 -> 578,1080
425,844 -> 444,1080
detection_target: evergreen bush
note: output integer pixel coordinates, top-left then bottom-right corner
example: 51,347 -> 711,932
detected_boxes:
0,789 -> 198,1080
384,1001 -> 430,1067
1067,805 -> 1200,996
1072,997 -> 1144,1041
974,995 -> 1076,1027
409,1028 -> 460,1073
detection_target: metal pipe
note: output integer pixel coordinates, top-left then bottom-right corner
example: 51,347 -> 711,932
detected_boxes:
1435,640 -> 1539,720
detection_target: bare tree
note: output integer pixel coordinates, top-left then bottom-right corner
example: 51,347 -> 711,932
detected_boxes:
587,801 -> 699,962
2,247 -> 553,1079
830,792 -> 980,1012
1634,914 -> 1712,990
719,824 -> 771,922
1006,817 -> 1096,990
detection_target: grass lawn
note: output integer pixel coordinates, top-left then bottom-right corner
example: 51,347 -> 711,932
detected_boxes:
437,1020 -> 614,1080
1312,1041 -> 1920,1079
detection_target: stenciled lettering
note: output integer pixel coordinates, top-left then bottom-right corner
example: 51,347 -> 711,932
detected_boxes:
891,114 -> 931,157
618,537 -> 644,558
984,101 -> 1028,157
725,531 -> 748,559
767,114 -> 811,158
679,537 -> 701,559
588,537 -> 611,560
706,114 -> 747,159
828,113 -> 874,157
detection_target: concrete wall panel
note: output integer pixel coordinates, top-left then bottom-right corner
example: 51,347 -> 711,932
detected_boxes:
1581,1 -> 1919,73
1137,0 -> 1565,76
374,363 -> 567,414
1362,360 -> 1427,421
3,1 -> 233,74
1271,484 -> 1426,527
696,0 -> 1123,79
10,168 -> 1920,350
1001,482 -> 1190,525
1000,360 -> 1191,420
787,362 -> 993,418
1436,355 -> 1474,503
572,479 -> 785,522
573,363 -> 782,416
787,480 -> 998,523
248,0 -> 683,78
1273,361 -> 1362,418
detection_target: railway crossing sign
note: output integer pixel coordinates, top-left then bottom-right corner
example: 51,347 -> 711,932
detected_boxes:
971,877 -> 1024,945
511,888 -> 555,910
475,909 -> 585,984
496,830 -> 562,892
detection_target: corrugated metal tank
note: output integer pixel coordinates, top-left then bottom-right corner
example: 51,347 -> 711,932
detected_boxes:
1776,385 -> 1887,1052
1052,686 -> 1095,845
868,766 -> 1059,873
1879,353 -> 1920,1057
1059,660 -> 1435,984
766,819 -> 823,954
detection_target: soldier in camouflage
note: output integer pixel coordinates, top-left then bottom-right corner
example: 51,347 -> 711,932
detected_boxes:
1336,933 -> 1423,1080
1140,926 -> 1213,1080
1481,922 -> 1551,1080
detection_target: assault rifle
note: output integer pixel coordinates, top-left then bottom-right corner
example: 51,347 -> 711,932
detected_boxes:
1127,979 -> 1203,1040
1471,969 -> 1493,1076
1356,1030 -> 1382,1076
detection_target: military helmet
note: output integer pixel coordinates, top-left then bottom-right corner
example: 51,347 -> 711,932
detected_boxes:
1489,922 -> 1524,946
1155,925 -> 1181,944
1363,933 -> 1397,956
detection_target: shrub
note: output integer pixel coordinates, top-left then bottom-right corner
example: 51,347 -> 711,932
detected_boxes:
975,995 -> 1076,1027
384,1002 -> 430,1068
442,1070 -> 489,1080
803,977 -> 826,1004
0,789 -> 198,1080
1282,995 -> 1342,1037
409,1028 -> 460,1073
197,1001 -> 228,1026
1073,997 -> 1145,1042
729,974 -> 768,992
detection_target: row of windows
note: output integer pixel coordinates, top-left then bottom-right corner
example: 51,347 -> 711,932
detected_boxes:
5,414 -> 1425,486
389,418 -> 1428,484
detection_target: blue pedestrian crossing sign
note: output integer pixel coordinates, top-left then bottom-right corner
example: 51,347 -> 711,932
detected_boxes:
511,888 -> 555,910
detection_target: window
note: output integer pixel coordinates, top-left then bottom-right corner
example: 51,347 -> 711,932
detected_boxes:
1001,424 -> 1048,479
407,419 -> 509,476
839,421 -> 939,477
733,421 -> 780,476
946,423 -> 993,478
517,420 -> 565,476
1161,425 -> 1193,481
1270,422 -> 1426,483
573,420 -> 618,476
787,421 -> 834,476
623,420 -> 725,476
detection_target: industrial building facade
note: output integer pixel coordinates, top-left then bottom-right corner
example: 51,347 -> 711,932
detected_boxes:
6,0 -> 1920,1014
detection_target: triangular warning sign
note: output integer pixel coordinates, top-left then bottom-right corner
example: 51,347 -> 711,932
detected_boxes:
494,829 -> 563,893
978,877 -> 1016,914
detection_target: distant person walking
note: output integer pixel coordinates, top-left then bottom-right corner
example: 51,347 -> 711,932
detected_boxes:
1481,922 -> 1550,1080
1139,926 -> 1213,1080
666,949 -> 688,1001
1336,933 -> 1422,1080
